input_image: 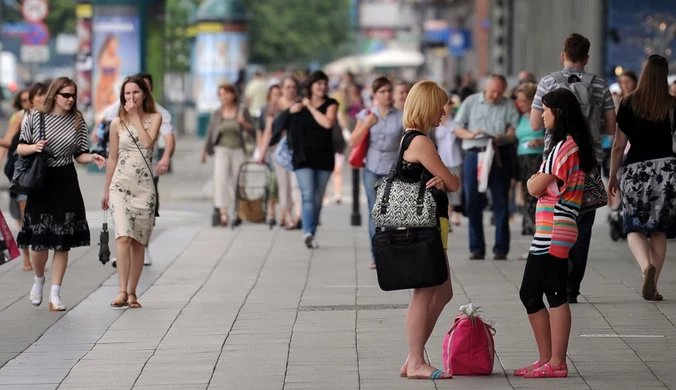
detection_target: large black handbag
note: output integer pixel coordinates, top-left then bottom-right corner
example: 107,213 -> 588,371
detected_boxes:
10,113 -> 47,195
372,227 -> 448,291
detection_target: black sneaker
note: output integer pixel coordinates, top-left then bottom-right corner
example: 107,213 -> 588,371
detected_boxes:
304,234 -> 314,249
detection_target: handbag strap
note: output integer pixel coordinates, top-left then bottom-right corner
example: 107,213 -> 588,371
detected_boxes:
39,112 -> 45,140
120,119 -> 154,176
379,130 -> 430,216
120,119 -> 158,215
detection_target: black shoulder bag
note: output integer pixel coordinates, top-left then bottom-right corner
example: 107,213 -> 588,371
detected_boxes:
120,120 -> 160,217
371,130 -> 448,291
10,113 -> 48,195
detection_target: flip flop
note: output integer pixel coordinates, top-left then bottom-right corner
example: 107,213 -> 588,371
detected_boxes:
408,369 -> 452,380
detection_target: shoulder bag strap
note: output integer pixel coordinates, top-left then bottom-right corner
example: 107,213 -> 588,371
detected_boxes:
393,130 -> 423,175
39,112 -> 45,140
380,130 -> 417,216
550,71 -> 567,84
120,119 -> 159,216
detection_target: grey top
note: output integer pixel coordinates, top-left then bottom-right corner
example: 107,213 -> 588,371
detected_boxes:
453,92 -> 519,150
533,66 -> 615,162
356,106 -> 404,175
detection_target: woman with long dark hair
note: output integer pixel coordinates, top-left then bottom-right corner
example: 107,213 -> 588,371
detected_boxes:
516,88 -> 596,378
102,75 -> 162,308
18,77 -> 106,311
608,55 -> 676,301
287,70 -> 338,248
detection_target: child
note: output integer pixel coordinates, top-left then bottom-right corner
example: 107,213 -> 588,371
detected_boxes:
515,88 -> 597,378
434,98 -> 464,227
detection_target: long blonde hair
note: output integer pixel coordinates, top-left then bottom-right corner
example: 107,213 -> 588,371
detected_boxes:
40,77 -> 85,130
403,80 -> 448,133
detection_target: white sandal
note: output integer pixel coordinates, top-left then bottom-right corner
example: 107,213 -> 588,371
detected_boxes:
48,295 -> 66,312
29,277 -> 45,306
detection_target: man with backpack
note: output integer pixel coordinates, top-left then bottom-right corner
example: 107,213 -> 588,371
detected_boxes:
530,33 -> 617,303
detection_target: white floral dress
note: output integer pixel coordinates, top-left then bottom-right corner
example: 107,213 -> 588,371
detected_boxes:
109,120 -> 156,244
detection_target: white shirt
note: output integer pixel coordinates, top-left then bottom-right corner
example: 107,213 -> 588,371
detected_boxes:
102,101 -> 173,136
435,120 -> 463,168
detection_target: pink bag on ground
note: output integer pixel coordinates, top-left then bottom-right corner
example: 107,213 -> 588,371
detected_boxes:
442,304 -> 496,375
0,210 -> 20,265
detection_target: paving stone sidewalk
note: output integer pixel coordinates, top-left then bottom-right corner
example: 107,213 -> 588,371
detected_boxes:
0,205 -> 674,390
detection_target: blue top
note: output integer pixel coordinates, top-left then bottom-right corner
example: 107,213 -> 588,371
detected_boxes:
356,106 -> 404,175
515,115 -> 544,155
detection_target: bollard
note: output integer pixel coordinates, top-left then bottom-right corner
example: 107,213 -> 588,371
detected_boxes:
350,168 -> 361,226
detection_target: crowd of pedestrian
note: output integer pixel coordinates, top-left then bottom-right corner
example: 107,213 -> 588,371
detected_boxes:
0,30 -> 674,382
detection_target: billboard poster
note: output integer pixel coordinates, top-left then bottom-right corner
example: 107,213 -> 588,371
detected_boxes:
192,32 -> 248,112
91,14 -> 141,123
75,3 -> 93,125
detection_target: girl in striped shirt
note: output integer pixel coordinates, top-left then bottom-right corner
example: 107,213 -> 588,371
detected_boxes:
515,88 -> 597,379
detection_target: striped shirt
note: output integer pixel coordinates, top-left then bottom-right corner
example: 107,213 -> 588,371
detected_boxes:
533,67 -> 614,161
532,67 -> 615,113
19,110 -> 90,167
529,137 -> 585,259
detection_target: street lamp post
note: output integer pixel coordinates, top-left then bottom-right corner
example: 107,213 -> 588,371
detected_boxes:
351,168 -> 361,226
351,0 -> 362,227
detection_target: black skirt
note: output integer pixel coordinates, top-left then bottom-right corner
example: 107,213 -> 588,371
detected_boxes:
17,163 -> 90,251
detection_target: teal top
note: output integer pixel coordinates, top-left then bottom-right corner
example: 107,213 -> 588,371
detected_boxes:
515,114 -> 544,155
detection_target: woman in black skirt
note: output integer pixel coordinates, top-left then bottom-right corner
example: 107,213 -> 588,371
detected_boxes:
608,55 -> 676,301
17,77 -> 106,311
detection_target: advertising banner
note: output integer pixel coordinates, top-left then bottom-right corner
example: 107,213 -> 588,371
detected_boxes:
75,3 -> 93,125
192,31 -> 248,112
91,14 -> 141,123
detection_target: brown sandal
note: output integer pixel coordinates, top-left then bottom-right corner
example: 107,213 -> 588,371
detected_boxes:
219,211 -> 229,227
110,291 -> 128,307
127,293 -> 142,308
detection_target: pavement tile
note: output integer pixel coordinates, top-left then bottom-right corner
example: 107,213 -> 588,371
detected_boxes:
0,198 -> 673,389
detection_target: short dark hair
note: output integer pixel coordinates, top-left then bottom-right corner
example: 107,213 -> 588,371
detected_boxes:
371,76 -> 392,94
304,70 -> 329,98
12,89 -> 28,111
28,82 -> 47,105
136,72 -> 153,90
620,70 -> 638,85
563,33 -> 590,63
490,74 -> 508,88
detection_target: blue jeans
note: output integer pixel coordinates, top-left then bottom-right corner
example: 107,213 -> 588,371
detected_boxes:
363,169 -> 386,262
463,151 -> 510,255
567,210 -> 596,297
294,168 -> 332,236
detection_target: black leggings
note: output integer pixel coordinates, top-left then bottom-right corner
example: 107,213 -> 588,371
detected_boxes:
519,252 -> 569,314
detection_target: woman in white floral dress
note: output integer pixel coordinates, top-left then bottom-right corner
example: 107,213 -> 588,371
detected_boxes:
102,75 -> 162,308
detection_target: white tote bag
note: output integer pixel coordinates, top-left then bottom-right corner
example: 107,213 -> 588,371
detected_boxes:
476,142 -> 494,193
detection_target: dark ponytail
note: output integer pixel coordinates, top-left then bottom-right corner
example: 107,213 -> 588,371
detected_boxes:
542,88 -> 597,172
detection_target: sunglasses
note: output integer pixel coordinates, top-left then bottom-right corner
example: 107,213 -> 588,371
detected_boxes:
57,92 -> 76,99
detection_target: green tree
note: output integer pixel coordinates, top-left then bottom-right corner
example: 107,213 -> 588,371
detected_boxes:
246,0 -> 354,68
164,0 -> 198,73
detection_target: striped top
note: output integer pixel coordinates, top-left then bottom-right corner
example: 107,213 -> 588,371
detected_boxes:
19,110 -> 90,167
529,137 -> 585,259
